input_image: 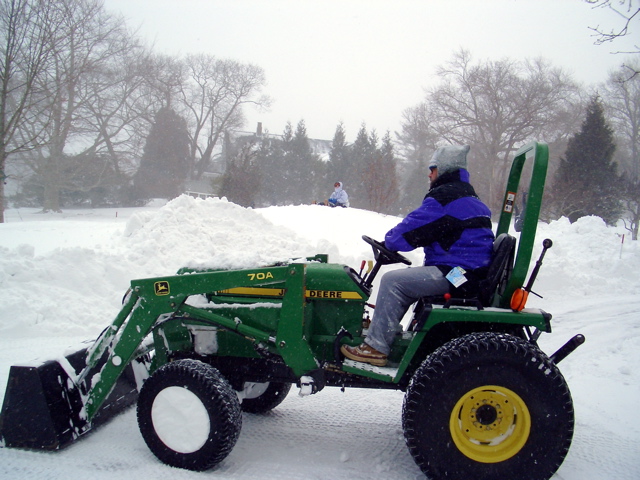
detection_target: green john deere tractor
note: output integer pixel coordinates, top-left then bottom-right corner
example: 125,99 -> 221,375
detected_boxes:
0,142 -> 584,480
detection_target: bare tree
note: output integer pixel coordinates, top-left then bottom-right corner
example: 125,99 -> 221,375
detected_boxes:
2,1 -> 271,214
179,54 -> 270,180
585,0 -> 640,79
18,0 -> 148,212
147,53 -> 185,111
82,47 -> 156,180
601,59 -> 640,238
402,50 -> 583,210
603,59 -> 640,177
397,103 -> 439,162
395,104 -> 440,211
586,0 -> 639,48
0,0 -> 61,222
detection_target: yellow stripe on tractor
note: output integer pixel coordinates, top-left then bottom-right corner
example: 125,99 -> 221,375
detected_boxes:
217,287 -> 363,300
217,287 -> 286,297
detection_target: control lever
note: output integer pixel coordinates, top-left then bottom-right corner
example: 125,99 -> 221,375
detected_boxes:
510,238 -> 552,312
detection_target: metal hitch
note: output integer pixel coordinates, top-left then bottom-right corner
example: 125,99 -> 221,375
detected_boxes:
550,334 -> 585,364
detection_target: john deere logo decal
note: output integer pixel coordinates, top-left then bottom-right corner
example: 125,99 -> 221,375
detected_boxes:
154,281 -> 170,296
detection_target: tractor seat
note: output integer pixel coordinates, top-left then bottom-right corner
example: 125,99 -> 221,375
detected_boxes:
476,233 -> 516,307
410,233 -> 516,330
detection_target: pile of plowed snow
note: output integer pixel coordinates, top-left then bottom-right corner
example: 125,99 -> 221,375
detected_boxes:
0,195 -> 637,337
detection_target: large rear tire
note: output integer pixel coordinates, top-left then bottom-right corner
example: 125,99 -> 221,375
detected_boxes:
402,332 -> 574,480
137,359 -> 242,471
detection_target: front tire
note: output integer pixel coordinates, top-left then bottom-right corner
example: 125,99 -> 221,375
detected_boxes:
137,359 -> 242,471
402,332 -> 574,480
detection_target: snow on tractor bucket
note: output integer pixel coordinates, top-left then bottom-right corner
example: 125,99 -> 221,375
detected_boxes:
0,327 -> 151,450
0,348 -> 149,450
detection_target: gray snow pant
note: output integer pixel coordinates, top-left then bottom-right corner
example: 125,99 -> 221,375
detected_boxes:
365,266 -> 450,355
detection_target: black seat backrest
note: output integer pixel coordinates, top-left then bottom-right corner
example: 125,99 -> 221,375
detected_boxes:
410,233 -> 517,331
478,233 -> 516,307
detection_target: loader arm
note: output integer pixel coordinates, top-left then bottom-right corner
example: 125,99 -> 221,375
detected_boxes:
83,263 -> 318,421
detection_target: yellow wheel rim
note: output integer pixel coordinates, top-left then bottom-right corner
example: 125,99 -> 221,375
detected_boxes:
449,385 -> 531,463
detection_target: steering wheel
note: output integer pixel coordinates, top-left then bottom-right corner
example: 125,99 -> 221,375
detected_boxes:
362,235 -> 412,266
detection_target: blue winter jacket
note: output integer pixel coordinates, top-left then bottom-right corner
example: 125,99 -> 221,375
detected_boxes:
384,169 -> 494,271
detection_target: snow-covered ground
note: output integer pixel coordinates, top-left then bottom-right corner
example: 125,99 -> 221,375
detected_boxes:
0,196 -> 639,479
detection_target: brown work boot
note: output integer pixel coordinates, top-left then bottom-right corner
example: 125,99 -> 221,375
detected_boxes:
340,343 -> 388,366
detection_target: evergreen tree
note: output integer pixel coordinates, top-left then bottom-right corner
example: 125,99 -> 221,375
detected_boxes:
348,123 -> 376,208
552,96 -> 621,224
290,120 -> 313,203
220,140 -> 260,207
365,131 -> 399,213
255,121 -> 325,205
255,136 -> 284,206
327,122 -> 350,183
134,107 -> 190,200
361,130 -> 399,213
255,123 -> 292,206
279,122 -> 296,202
286,120 -> 324,204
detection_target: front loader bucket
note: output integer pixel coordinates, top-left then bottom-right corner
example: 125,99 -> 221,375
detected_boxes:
0,346 -> 145,450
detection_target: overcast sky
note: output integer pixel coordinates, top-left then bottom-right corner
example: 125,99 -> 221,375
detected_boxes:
103,0 -> 638,141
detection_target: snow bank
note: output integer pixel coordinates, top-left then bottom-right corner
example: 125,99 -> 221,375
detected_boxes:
533,216 -> 638,301
0,195 -> 637,337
